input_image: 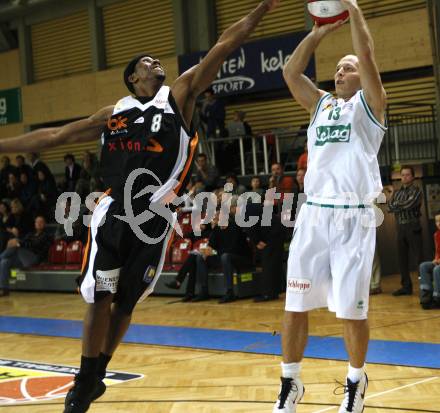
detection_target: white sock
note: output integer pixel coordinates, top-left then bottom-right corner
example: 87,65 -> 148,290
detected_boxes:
347,364 -> 364,383
281,362 -> 301,379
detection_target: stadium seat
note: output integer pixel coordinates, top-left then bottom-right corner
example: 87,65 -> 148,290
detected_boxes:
65,240 -> 83,270
171,238 -> 192,266
177,212 -> 192,237
47,240 -> 67,270
192,238 -> 210,253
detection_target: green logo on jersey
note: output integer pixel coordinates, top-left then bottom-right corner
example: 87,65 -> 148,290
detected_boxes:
315,124 -> 351,146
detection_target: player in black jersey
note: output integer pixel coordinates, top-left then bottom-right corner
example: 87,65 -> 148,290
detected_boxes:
0,2 -> 280,412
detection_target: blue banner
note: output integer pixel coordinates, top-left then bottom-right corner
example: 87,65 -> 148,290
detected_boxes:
178,32 -> 315,97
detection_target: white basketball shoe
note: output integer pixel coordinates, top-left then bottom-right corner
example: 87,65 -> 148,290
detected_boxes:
338,373 -> 368,413
273,377 -> 304,412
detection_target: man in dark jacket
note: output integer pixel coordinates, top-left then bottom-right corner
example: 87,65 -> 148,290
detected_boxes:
0,215 -> 52,296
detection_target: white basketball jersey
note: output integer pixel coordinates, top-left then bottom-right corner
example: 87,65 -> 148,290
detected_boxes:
305,90 -> 386,205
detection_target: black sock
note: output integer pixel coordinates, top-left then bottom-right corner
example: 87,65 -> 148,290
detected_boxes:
79,356 -> 99,379
97,353 -> 112,380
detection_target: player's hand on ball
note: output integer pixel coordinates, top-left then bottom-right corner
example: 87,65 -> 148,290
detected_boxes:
263,0 -> 280,12
312,19 -> 346,37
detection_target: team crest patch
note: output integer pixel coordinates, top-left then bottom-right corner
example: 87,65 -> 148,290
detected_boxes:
143,265 -> 157,284
0,358 -> 143,406
287,278 -> 311,294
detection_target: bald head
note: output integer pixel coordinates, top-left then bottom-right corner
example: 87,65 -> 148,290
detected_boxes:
334,55 -> 361,100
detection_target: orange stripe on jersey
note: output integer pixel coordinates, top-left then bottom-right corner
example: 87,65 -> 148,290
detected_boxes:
174,133 -> 199,194
81,188 -> 112,274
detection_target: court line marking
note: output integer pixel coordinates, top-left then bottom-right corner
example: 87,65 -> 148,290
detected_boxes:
311,376 -> 438,413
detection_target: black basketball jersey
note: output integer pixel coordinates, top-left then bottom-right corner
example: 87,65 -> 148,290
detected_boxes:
99,86 -> 198,209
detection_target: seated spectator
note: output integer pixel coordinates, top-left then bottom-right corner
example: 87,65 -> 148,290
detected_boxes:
195,153 -> 219,191
5,173 -> 21,200
5,198 -> 33,242
0,215 -> 52,297
297,140 -> 308,170
30,170 -> 58,220
19,171 -> 37,207
192,206 -> 253,303
75,151 -> 99,201
248,176 -> 265,203
270,162 -> 295,194
0,156 -> 18,198
64,154 -> 82,192
15,155 -> 34,180
0,201 -> 11,252
419,212 -> 440,309
54,199 -> 88,244
165,220 -> 212,301
225,174 -> 247,196
295,168 -> 305,194
27,152 -> 55,187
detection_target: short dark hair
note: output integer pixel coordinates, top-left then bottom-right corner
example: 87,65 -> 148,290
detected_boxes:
226,173 -> 238,183
16,155 -> 25,162
64,153 -> 75,162
123,54 -> 152,93
400,165 -> 415,177
196,153 -> 207,159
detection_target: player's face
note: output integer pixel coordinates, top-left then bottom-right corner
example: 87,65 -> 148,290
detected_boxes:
133,56 -> 166,85
334,56 -> 361,99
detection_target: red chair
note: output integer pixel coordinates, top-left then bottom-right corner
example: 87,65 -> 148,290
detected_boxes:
177,212 -> 192,237
65,240 -> 83,270
192,238 -> 210,253
171,238 -> 192,265
48,240 -> 67,269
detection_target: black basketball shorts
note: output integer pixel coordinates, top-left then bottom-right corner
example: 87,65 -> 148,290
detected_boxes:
79,194 -> 174,314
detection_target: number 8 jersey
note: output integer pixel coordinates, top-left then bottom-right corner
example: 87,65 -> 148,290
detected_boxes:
305,90 -> 386,205
99,85 -> 198,208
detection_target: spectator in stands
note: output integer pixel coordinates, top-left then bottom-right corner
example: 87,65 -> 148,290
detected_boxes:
370,247 -> 382,295
418,212 -> 440,309
31,170 -> 58,220
200,87 -> 226,140
387,166 -> 423,296
225,174 -> 247,196
0,215 -> 52,297
0,201 -> 11,252
6,199 -> 33,242
251,176 -> 264,202
192,205 -> 253,303
5,173 -> 21,200
0,156 -> 17,198
195,153 -> 219,191
233,110 -> 253,137
269,162 -> 295,213
19,171 -> 37,207
295,168 -> 305,194
245,200 -> 285,302
54,199 -> 88,244
297,140 -> 308,170
64,154 -> 82,192
15,155 -> 34,180
26,152 -> 55,186
165,220 -> 212,301
75,151 -> 99,201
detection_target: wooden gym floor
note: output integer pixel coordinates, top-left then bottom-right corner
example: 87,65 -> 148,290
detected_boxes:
0,272 -> 439,412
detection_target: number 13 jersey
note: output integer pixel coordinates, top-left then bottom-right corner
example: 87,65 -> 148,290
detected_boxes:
305,90 -> 386,205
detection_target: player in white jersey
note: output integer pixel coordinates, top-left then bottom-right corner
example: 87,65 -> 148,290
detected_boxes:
273,1 -> 386,412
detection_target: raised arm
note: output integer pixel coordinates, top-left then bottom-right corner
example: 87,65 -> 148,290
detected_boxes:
341,0 -> 386,123
172,0 -> 279,126
283,21 -> 344,114
0,105 -> 114,153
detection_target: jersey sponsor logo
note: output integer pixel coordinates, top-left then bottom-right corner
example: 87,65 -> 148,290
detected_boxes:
0,358 -> 142,406
96,268 -> 120,293
287,278 -> 311,293
107,138 -> 163,153
107,115 -> 128,131
315,124 -> 351,146
134,116 -> 145,124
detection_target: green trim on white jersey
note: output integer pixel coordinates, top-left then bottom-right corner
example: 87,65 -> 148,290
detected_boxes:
310,92 -> 332,126
359,90 -> 387,131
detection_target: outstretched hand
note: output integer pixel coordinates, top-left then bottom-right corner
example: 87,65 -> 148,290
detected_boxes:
312,18 -> 347,38
263,0 -> 280,12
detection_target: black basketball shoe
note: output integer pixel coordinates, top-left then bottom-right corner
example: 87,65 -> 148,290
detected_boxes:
64,373 -> 106,413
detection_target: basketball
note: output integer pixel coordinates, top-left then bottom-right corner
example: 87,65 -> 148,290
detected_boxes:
307,0 -> 349,25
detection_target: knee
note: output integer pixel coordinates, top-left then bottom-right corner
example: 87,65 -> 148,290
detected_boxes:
433,266 -> 440,277
420,261 -> 431,272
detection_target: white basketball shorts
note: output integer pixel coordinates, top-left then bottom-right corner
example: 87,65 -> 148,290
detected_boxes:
285,201 -> 376,320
